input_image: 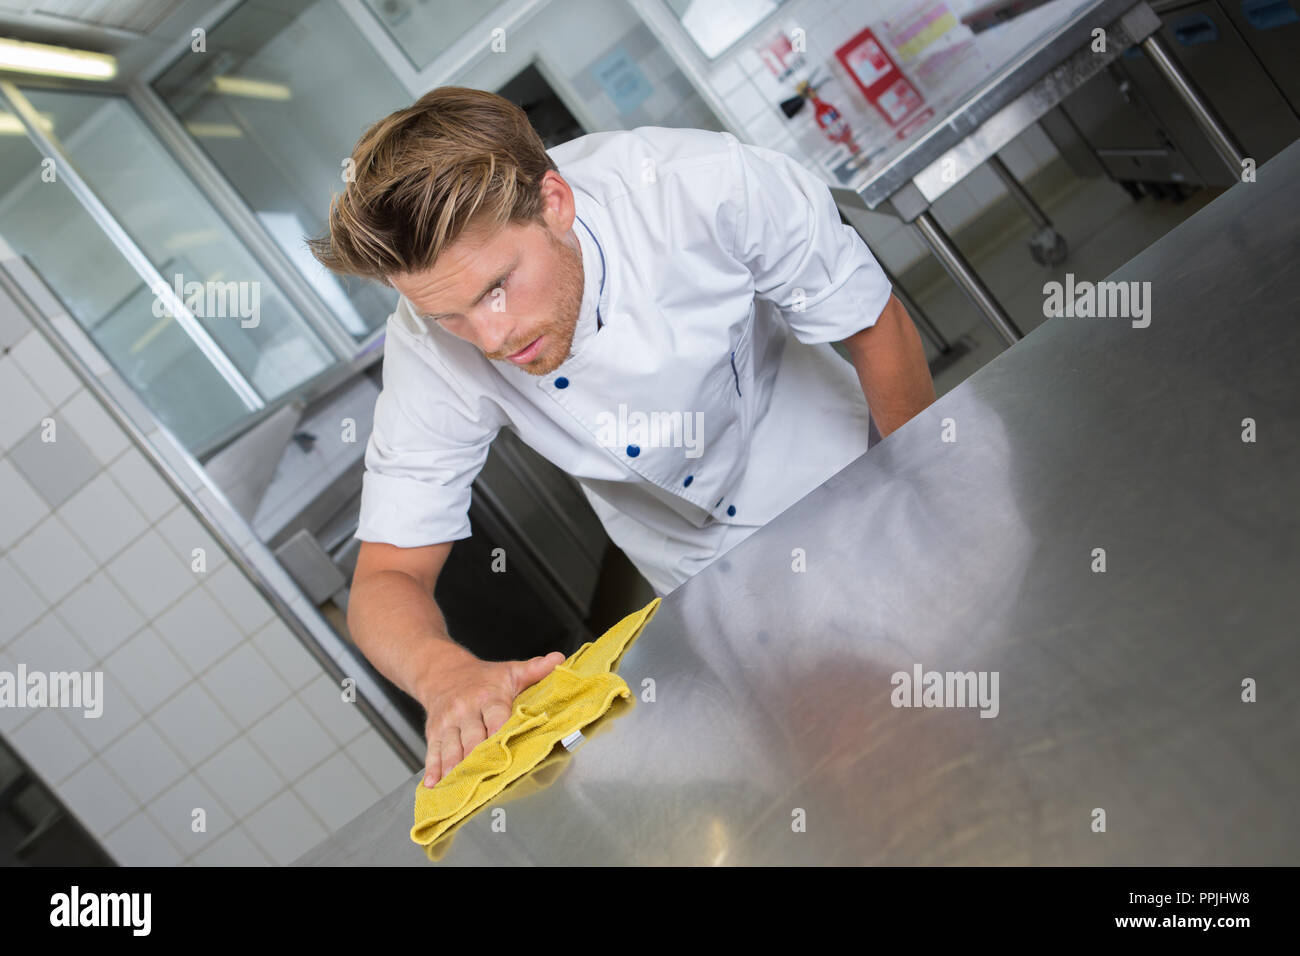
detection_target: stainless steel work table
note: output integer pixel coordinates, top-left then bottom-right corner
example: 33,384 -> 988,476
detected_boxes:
828,0 -> 1248,348
299,140 -> 1300,866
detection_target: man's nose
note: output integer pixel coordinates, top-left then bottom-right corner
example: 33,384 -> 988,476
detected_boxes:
472,308 -> 516,355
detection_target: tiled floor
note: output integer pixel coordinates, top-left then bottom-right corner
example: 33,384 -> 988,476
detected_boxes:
898,166 -> 1223,397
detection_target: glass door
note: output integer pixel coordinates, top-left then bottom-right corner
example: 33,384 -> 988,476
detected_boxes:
0,84 -> 335,452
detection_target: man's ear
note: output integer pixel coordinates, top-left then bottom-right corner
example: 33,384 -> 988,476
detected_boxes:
538,170 -> 576,233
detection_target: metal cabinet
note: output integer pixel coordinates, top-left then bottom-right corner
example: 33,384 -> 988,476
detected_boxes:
1123,1 -> 1300,181
1048,60 -> 1207,185
1045,0 -> 1300,187
1221,0 -> 1300,113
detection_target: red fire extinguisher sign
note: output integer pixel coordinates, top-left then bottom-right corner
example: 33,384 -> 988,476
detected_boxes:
835,26 -> 930,133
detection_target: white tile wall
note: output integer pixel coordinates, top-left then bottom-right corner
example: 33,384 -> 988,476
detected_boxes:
0,354 -> 52,450
9,329 -> 81,406
57,572 -> 145,659
8,612 -> 91,673
0,648 -> 29,738
290,750 -> 382,831
0,555 -> 46,644
101,721 -> 188,803
0,311 -> 415,866
0,458 -> 48,549
200,643 -> 291,730
103,627 -> 191,714
62,757 -> 138,835
107,448 -> 180,522
152,683 -> 239,764
104,532 -> 197,619
9,515 -> 97,604
102,811 -> 184,867
148,774 -> 237,854
194,824 -> 271,866
56,473 -> 149,563
152,586 -> 243,674
59,389 -> 130,465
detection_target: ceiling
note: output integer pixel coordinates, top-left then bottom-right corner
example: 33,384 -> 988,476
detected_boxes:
0,0 -> 230,86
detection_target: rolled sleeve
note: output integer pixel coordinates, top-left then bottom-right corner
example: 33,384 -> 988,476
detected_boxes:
355,327 -> 501,548
727,138 -> 893,345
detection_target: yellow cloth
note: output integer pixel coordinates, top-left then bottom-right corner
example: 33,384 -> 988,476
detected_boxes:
411,598 -> 660,858
421,695 -> 634,861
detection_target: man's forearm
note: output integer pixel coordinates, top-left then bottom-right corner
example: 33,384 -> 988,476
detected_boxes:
347,570 -> 474,701
843,293 -> 936,437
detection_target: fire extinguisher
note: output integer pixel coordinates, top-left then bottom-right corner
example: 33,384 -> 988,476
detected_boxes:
781,72 -> 860,155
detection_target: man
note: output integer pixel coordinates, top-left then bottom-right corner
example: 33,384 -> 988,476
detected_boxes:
310,87 -> 935,789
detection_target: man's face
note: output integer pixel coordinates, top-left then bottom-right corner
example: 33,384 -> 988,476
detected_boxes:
388,210 -> 585,376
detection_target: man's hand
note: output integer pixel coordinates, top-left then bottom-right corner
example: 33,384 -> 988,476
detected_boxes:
843,293 -> 936,438
418,650 -> 566,788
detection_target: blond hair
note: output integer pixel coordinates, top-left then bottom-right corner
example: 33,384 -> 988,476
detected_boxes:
308,86 -> 557,283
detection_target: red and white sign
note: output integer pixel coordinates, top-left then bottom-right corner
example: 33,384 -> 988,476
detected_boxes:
835,27 -> 928,133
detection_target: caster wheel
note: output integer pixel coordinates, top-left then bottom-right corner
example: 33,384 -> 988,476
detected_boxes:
1029,227 -> 1068,267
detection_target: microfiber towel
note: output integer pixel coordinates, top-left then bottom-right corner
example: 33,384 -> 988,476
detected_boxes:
421,694 -> 635,861
411,597 -> 660,856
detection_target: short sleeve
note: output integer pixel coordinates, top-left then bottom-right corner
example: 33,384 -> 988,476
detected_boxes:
355,324 -> 502,548
726,138 -> 893,345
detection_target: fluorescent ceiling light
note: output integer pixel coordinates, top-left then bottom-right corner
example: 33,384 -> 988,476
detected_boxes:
0,37 -> 116,80
0,111 -> 54,134
211,75 -> 291,101
184,121 -> 243,138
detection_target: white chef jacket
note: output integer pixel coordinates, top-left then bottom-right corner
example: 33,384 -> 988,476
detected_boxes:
356,126 -> 893,595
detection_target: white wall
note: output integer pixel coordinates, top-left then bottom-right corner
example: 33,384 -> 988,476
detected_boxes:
458,0 -> 725,133
0,248 -> 412,865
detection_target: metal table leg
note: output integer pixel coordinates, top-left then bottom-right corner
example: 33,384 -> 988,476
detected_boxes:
911,210 -> 1024,347
837,206 -> 953,354
877,262 -> 952,354
1140,34 -> 1247,176
987,154 -> 1068,266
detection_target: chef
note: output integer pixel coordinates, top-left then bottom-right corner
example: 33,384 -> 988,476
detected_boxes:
309,87 -> 936,786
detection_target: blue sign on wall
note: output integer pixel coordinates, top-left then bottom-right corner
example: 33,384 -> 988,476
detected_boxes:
592,45 -> 653,115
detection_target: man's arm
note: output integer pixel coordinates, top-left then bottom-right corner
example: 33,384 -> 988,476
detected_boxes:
348,540 -> 464,702
349,540 -> 563,787
842,293 -> 936,438
718,137 -> 931,433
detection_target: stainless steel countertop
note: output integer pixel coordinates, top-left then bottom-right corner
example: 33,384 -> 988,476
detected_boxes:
835,0 -> 1144,209
299,141 -> 1300,866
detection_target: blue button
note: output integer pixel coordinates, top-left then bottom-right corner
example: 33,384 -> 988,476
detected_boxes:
683,475 -> 693,487
727,505 -> 736,516
626,444 -> 640,457
554,377 -> 569,389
